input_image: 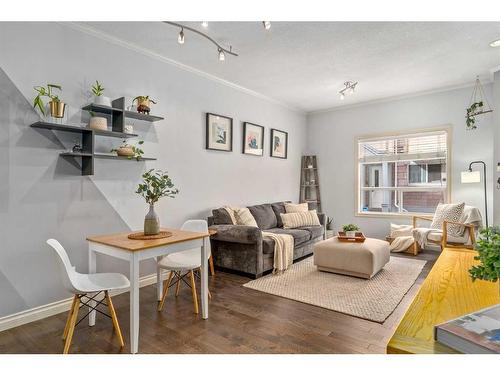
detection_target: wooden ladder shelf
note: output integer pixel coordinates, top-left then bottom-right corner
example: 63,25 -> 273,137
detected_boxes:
300,155 -> 322,212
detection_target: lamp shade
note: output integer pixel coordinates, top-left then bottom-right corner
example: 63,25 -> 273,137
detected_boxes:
461,170 -> 481,183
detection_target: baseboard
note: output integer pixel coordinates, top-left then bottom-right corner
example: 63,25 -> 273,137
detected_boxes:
0,272 -> 159,333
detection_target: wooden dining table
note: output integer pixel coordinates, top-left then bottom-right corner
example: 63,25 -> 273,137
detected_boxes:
86,228 -> 211,354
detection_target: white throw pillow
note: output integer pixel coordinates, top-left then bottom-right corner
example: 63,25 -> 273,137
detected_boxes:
281,210 -> 321,229
430,202 -> 465,236
390,223 -> 413,238
234,207 -> 258,227
284,202 -> 309,213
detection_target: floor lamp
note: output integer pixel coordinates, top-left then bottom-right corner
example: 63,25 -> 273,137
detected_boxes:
461,161 -> 488,228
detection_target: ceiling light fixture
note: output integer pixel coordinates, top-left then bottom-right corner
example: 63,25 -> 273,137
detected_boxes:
489,39 -> 500,47
201,21 -> 208,28
164,21 -> 238,62
339,81 -> 358,100
263,21 -> 271,30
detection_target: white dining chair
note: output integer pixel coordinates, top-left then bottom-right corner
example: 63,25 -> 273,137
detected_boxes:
157,220 -> 212,314
46,239 -> 130,354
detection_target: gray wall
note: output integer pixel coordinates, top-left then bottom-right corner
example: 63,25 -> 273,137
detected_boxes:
493,70 -> 500,226
0,22 -> 307,318
307,86 -> 496,238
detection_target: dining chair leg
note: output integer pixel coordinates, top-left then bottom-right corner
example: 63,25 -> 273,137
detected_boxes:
63,295 -> 80,354
209,256 -> 215,276
158,271 -> 174,311
175,272 -> 182,297
62,295 -> 78,340
105,291 -> 125,347
189,270 -> 199,314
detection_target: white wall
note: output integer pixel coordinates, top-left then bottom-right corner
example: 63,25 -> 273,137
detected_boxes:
493,70 -> 500,226
0,22 -> 307,318
307,86 -> 495,238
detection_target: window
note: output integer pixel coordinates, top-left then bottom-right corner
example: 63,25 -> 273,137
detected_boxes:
357,129 -> 449,215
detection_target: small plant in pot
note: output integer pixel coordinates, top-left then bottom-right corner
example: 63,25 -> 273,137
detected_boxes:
87,111 -> 108,131
342,224 -> 360,238
110,140 -> 144,160
133,95 -> 157,115
33,83 -> 66,118
91,80 -> 111,107
326,217 -> 334,231
469,227 -> 500,294
136,169 -> 179,235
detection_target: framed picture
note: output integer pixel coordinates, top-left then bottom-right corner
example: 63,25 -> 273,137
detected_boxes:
270,128 -> 288,159
242,122 -> 264,156
206,113 -> 233,152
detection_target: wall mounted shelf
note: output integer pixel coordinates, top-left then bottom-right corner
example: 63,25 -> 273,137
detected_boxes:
94,153 -> 157,161
124,110 -> 164,122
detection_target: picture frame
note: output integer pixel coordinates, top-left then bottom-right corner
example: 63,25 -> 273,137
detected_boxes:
270,128 -> 288,159
242,122 -> 265,156
205,113 -> 233,152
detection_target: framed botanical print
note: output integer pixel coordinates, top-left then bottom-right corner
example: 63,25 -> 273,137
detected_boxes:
270,128 -> 288,159
242,122 -> 264,156
206,113 -> 233,152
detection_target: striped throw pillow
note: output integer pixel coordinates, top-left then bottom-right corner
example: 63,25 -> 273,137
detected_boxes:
281,210 -> 321,229
284,202 -> 309,213
234,207 -> 258,227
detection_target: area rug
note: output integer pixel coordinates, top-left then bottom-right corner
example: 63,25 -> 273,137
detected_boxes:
243,256 -> 426,323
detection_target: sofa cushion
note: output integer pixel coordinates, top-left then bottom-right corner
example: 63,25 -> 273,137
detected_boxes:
285,202 -> 309,213
281,210 -> 321,229
271,201 -> 290,228
299,226 -> 323,239
248,203 -> 277,230
234,207 -> 258,227
212,208 -> 233,225
264,228 -> 310,246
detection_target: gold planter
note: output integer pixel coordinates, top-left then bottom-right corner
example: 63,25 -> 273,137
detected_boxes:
136,99 -> 151,114
49,101 -> 66,118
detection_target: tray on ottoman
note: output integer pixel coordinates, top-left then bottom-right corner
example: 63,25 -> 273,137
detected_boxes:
337,231 -> 366,242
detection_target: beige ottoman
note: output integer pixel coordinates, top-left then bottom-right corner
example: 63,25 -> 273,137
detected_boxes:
313,237 -> 390,279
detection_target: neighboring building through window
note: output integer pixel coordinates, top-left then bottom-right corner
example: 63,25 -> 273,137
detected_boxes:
357,129 -> 449,215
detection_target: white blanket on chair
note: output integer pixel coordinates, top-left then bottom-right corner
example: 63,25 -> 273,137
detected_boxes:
262,232 -> 294,273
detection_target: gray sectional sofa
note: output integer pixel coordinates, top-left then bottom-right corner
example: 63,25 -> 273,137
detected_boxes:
208,202 -> 326,278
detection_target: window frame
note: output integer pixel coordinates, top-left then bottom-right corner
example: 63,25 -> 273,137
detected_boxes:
354,126 -> 452,218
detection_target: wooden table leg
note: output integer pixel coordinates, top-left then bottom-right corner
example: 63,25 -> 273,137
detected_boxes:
201,237 -> 209,319
129,253 -> 140,354
88,246 -> 97,326
209,256 -> 215,276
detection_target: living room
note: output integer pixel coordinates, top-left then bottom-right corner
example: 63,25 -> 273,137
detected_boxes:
1,1 -> 500,373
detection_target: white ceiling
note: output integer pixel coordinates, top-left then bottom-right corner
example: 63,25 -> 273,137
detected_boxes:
81,22 -> 500,113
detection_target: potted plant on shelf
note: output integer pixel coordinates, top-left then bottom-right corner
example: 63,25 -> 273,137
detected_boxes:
91,80 -> 111,107
110,140 -> 144,160
133,95 -> 157,115
469,227 -> 500,293
342,224 -> 360,238
87,111 -> 108,131
136,169 -> 179,235
33,83 -> 66,118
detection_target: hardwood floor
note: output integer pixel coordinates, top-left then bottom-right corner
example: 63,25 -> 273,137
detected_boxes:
0,251 -> 438,354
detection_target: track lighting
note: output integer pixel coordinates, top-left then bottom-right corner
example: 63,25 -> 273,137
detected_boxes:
201,21 -> 208,28
218,48 -> 226,61
339,81 -> 358,100
263,21 -> 271,30
178,28 -> 185,44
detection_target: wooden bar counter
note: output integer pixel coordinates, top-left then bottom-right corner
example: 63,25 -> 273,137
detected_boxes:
387,247 -> 500,354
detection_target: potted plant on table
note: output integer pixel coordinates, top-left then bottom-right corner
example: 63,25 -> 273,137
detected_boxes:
469,227 -> 500,294
33,83 -> 66,118
342,224 -> 360,238
136,169 -> 179,235
110,140 -> 145,160
133,95 -> 157,115
91,80 -> 112,107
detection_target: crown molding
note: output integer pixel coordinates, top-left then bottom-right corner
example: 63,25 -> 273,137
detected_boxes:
307,79 -> 493,116
60,22 -> 305,115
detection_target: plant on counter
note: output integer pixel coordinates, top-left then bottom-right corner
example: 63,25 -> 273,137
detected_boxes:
136,169 -> 179,235
469,227 -> 500,285
110,139 -> 144,161
33,83 -> 65,118
133,95 -> 157,115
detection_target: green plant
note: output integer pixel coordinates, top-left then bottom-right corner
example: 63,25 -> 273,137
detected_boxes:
326,217 -> 333,230
110,140 -> 145,161
342,223 -> 360,232
133,95 -> 157,104
91,80 -> 105,97
469,227 -> 500,282
466,101 -> 483,130
136,169 -> 179,205
33,84 -> 62,115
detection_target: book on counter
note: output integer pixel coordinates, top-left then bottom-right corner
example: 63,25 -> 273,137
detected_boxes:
434,303 -> 500,354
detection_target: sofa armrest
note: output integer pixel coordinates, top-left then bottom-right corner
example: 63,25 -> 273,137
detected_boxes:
209,225 -> 262,245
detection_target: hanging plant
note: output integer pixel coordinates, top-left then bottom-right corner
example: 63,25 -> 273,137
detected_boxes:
465,77 -> 493,130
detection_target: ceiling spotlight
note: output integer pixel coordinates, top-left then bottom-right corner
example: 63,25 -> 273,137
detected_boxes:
201,21 -> 208,28
490,39 -> 500,47
339,81 -> 358,100
218,48 -> 226,61
178,28 -> 185,44
263,21 -> 271,30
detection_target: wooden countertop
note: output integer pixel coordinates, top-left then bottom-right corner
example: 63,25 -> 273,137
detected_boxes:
387,247 -> 500,354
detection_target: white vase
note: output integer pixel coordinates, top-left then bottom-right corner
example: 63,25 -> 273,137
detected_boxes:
89,116 -> 108,131
346,231 -> 357,238
94,96 -> 112,107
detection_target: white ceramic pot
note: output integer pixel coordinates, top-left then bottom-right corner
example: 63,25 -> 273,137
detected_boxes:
124,125 -> 134,134
346,231 -> 357,238
94,96 -> 112,107
89,116 -> 108,131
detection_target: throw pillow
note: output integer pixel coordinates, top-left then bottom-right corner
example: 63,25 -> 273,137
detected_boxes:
222,206 -> 238,225
390,223 -> 413,238
284,202 -> 309,213
234,207 -> 258,227
430,202 -> 465,236
281,210 -> 321,229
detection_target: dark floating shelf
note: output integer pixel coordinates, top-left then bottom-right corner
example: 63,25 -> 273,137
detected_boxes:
31,121 -> 92,134
82,103 -> 123,114
60,152 -> 93,157
124,110 -> 164,122
94,153 -> 157,161
93,129 -> 138,138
